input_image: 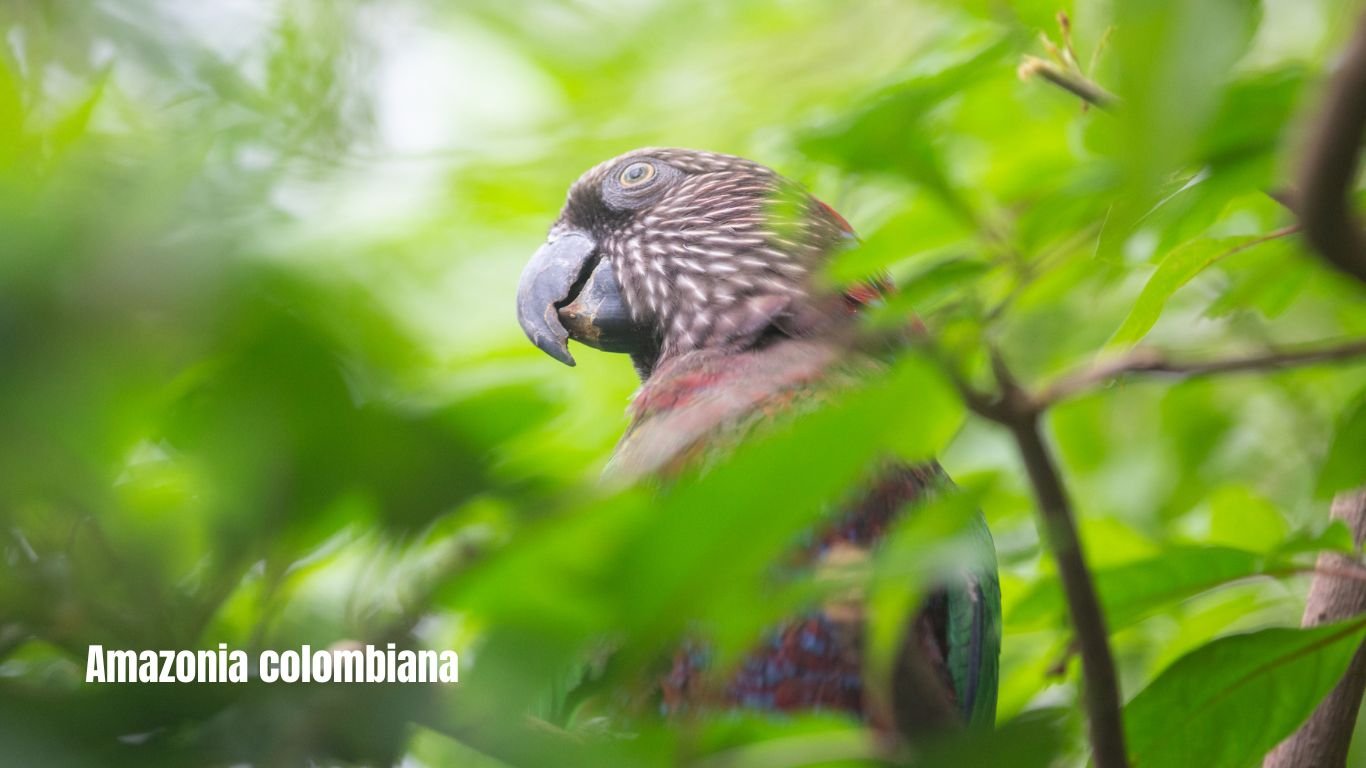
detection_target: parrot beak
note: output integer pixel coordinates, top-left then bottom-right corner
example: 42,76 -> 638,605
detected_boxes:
516,230 -> 641,366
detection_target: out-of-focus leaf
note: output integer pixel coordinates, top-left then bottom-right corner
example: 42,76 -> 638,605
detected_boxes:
1317,390 -> 1366,498
1276,521 -> 1356,558
901,259 -> 994,312
1198,65 -> 1308,170
1108,234 -> 1295,348
1010,546 -> 1268,631
1125,618 -> 1366,768
828,198 -> 973,283
0,59 -> 26,169
864,485 -> 988,717
798,36 -> 1013,223
1110,0 -> 1260,196
1207,237 -> 1314,319
48,68 -> 111,159
616,351 -> 966,659
920,0 -> 1074,31
690,725 -> 879,768
1206,486 -> 1290,553
912,708 -> 1074,768
865,258 -> 993,332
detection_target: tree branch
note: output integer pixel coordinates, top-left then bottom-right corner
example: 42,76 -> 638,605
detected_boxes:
1296,12 -> 1366,284
1018,13 -> 1119,111
1036,338 -> 1366,406
955,352 -> 1130,768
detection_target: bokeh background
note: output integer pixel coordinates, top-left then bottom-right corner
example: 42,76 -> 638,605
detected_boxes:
2,0 -> 1365,766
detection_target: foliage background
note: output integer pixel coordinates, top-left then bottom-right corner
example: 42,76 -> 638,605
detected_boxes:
1,0 -> 1364,766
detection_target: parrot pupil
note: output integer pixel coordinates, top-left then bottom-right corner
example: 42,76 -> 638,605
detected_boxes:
623,162 -> 651,185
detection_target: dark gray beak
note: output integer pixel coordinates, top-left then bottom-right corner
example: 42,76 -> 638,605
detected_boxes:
516,230 -> 641,366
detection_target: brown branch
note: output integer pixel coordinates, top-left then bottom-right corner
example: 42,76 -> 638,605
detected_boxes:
1006,413 -> 1128,768
1265,489 -> 1366,768
1036,338 -> 1366,406
956,352 -> 1130,768
1296,12 -> 1366,284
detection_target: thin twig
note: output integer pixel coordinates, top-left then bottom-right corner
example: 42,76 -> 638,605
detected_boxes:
1036,338 -> 1366,407
1019,56 -> 1118,111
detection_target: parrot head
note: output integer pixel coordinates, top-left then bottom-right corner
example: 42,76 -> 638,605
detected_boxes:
516,148 -> 867,378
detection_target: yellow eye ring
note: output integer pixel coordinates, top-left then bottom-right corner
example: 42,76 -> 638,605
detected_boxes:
619,161 -> 656,187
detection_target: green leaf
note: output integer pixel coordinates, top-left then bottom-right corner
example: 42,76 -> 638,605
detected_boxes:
1108,234 -> 1294,347
1009,546 -> 1267,631
1126,618 -> 1366,768
1317,390 -> 1366,498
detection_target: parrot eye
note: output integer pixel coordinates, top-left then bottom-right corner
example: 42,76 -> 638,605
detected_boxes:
619,161 -> 656,188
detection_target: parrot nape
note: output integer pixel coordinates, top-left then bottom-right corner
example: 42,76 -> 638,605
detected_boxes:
515,148 -> 1000,739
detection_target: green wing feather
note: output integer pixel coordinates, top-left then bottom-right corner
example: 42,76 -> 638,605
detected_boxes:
947,509 -> 1001,727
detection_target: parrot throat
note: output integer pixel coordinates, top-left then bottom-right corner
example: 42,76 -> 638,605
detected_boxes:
628,337 -> 662,381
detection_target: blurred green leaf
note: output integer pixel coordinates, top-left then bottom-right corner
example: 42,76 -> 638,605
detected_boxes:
912,708 -> 1074,768
1207,486 -> 1290,553
1207,237 -> 1315,320
1198,66 -> 1308,171
1110,0 -> 1260,195
829,198 -> 974,283
1011,546 -> 1274,632
799,35 -> 1013,224
1109,233 -> 1296,348
1317,389 -> 1366,498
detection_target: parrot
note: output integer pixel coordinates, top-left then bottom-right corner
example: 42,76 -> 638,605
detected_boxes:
515,147 -> 1000,739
